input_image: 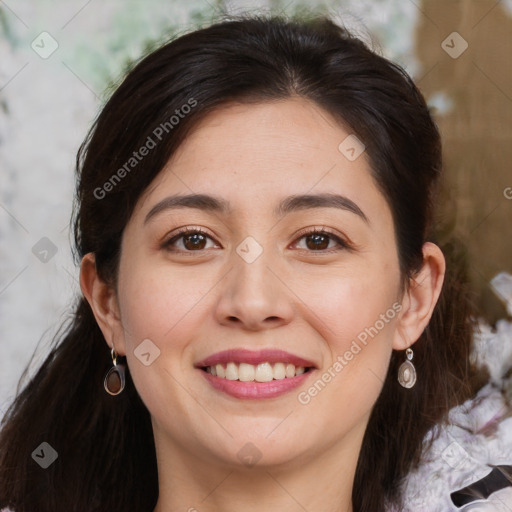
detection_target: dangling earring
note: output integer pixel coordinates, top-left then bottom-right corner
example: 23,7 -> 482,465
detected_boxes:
103,346 -> 126,395
398,347 -> 416,388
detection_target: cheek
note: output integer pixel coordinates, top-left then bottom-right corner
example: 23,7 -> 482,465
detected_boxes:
115,268 -> 211,417
297,298 -> 396,429
292,265 -> 398,414
291,263 -> 400,352
117,264 -> 215,349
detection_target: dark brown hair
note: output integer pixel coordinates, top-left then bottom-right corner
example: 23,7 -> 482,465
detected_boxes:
0,13 -> 480,512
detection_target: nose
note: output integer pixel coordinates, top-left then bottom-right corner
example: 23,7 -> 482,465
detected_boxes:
214,243 -> 295,331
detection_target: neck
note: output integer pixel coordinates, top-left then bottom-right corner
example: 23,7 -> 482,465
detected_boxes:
151,425 -> 362,512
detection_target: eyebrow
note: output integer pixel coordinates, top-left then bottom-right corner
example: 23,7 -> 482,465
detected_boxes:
144,192 -> 369,225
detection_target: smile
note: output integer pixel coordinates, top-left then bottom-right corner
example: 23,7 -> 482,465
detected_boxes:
195,349 -> 317,399
202,362 -> 311,381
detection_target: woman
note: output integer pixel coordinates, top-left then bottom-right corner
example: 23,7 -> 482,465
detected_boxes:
0,13 -> 480,512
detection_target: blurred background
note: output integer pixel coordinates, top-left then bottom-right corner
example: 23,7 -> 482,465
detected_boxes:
1,0 -> 511,414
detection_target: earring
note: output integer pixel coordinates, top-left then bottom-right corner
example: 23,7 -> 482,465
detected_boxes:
398,347 -> 416,388
103,346 -> 126,395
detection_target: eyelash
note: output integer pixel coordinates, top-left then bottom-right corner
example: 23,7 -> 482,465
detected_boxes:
161,226 -> 351,254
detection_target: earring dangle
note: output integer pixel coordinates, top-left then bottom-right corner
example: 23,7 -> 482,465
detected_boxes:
103,346 -> 126,395
398,347 -> 416,388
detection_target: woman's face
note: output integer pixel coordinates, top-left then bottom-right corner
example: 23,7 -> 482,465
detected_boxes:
111,97 -> 405,469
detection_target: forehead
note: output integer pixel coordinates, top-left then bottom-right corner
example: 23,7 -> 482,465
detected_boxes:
134,97 -> 392,227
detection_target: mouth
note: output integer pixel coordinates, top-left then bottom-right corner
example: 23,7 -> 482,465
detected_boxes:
200,362 -> 313,382
195,349 -> 317,399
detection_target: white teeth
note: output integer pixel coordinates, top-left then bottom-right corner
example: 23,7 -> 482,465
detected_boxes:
238,363 -> 255,382
225,362 -> 238,380
205,362 -> 310,381
285,363 -> 295,378
273,362 -> 286,380
255,362 -> 273,382
216,364 -> 226,378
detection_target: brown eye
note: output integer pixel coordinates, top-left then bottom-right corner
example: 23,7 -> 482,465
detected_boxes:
305,232 -> 330,250
294,229 -> 350,252
182,232 -> 207,250
162,228 -> 218,253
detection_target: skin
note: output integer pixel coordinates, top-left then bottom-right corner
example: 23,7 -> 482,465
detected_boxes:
81,96 -> 445,512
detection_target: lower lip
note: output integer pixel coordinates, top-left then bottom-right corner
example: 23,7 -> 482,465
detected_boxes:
199,369 -> 314,399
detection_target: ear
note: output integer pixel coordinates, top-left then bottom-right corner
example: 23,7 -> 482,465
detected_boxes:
80,252 -> 126,356
393,242 -> 446,350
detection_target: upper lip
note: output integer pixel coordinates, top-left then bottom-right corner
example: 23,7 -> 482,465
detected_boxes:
195,349 -> 317,369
